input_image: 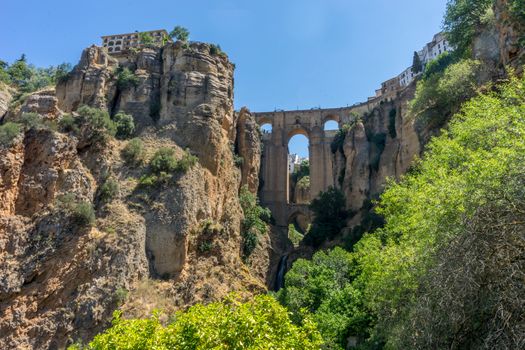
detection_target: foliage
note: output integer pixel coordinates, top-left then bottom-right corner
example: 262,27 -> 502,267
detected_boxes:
291,159 -> 309,183
410,58 -> 486,128
209,44 -> 225,56
122,138 -> 145,165
20,112 -> 44,129
443,0 -> 493,56
82,295 -> 323,350
198,240 -> 214,253
0,122 -> 21,146
59,114 -> 78,133
304,187 -> 348,247
177,149 -> 198,172
352,74 -> 525,347
330,123 -> 353,153
1,55 -> 71,92
296,175 -> 310,190
150,148 -> 178,174
288,224 -> 304,248
75,106 -> 117,145
421,51 -> 458,80
169,26 -> 190,42
411,51 -> 423,74
113,112 -> 135,139
72,201 -> 96,226
138,32 -> 154,46
116,67 -> 139,90
99,178 -> 119,203
277,248 -> 369,349
239,186 -> 271,260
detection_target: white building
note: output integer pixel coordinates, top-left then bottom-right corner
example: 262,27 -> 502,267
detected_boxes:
101,29 -> 170,54
288,154 -> 307,173
399,32 -> 454,87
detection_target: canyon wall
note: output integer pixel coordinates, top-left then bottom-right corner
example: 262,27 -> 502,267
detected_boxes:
0,42 -> 269,349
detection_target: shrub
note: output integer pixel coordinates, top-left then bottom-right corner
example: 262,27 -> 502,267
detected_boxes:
444,0 -> 493,56
296,176 -> 310,190
209,44 -> 224,56
72,201 -> 96,226
113,112 -> 135,139
82,295 -> 323,349
0,122 -> 21,146
76,105 -> 116,145
198,240 -> 214,253
176,149 -> 198,172
330,123 -> 354,153
59,114 -> 78,133
99,178 -> 119,203
239,186 -> 271,260
20,112 -> 44,129
169,26 -> 190,42
291,159 -> 309,183
138,172 -> 171,188
116,67 -> 139,90
304,187 -> 348,247
288,224 -> 304,248
150,147 -> 177,174
276,248 -> 368,348
121,138 -> 145,165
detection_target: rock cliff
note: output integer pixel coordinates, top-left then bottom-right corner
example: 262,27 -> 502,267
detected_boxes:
0,42 -> 267,349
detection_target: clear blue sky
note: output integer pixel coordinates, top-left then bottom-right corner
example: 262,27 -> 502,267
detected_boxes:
1,0 -> 448,158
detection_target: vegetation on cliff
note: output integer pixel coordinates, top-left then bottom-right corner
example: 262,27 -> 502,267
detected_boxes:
74,295 -> 323,350
278,73 -> 525,349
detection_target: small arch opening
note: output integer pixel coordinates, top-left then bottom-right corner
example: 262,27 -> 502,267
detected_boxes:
324,120 -> 339,131
288,212 -> 309,247
260,123 -> 272,134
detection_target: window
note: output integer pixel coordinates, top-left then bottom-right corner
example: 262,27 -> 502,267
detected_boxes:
115,47 -> 121,51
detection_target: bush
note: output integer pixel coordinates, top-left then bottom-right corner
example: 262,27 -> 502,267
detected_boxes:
81,295 -> 323,350
198,240 -> 214,253
150,147 -> 177,174
20,112 -> 44,129
59,114 -> 78,133
72,201 -> 96,226
176,149 -> 198,172
410,58 -> 487,129
121,138 -> 145,165
239,186 -> 271,260
277,248 -> 368,349
0,122 -> 21,146
351,74 -> 525,347
113,112 -> 135,139
99,178 -> 119,203
444,0 -> 494,56
169,26 -> 190,42
116,67 -> 139,90
304,187 -> 348,247
209,44 -> 224,56
288,224 -> 304,248
76,105 -> 116,145
330,123 -> 354,153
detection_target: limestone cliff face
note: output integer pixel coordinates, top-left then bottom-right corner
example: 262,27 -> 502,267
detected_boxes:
494,0 -> 525,69
0,42 -> 265,349
333,86 -> 421,215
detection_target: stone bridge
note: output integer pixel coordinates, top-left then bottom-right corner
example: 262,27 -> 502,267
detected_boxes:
254,102 -> 380,227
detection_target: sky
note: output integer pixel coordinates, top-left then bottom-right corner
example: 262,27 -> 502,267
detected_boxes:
1,0 -> 448,158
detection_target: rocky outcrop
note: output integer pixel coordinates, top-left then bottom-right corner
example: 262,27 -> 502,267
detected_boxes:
333,86 -> 421,215
1,42 -> 266,348
236,107 -> 261,193
494,0 -> 525,69
0,84 -> 12,119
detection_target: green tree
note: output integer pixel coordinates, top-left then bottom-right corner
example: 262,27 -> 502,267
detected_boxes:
121,138 -> 145,165
353,74 -> 525,347
0,122 -> 21,147
138,32 -> 154,46
304,187 -> 348,247
116,67 -> 139,90
82,295 -> 323,350
76,105 -> 117,145
443,0 -> 493,56
169,26 -> 190,42
411,51 -> 423,74
277,248 -> 369,349
113,112 -> 135,139
150,147 -> 178,174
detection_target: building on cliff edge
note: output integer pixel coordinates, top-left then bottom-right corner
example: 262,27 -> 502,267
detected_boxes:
101,29 -> 171,54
